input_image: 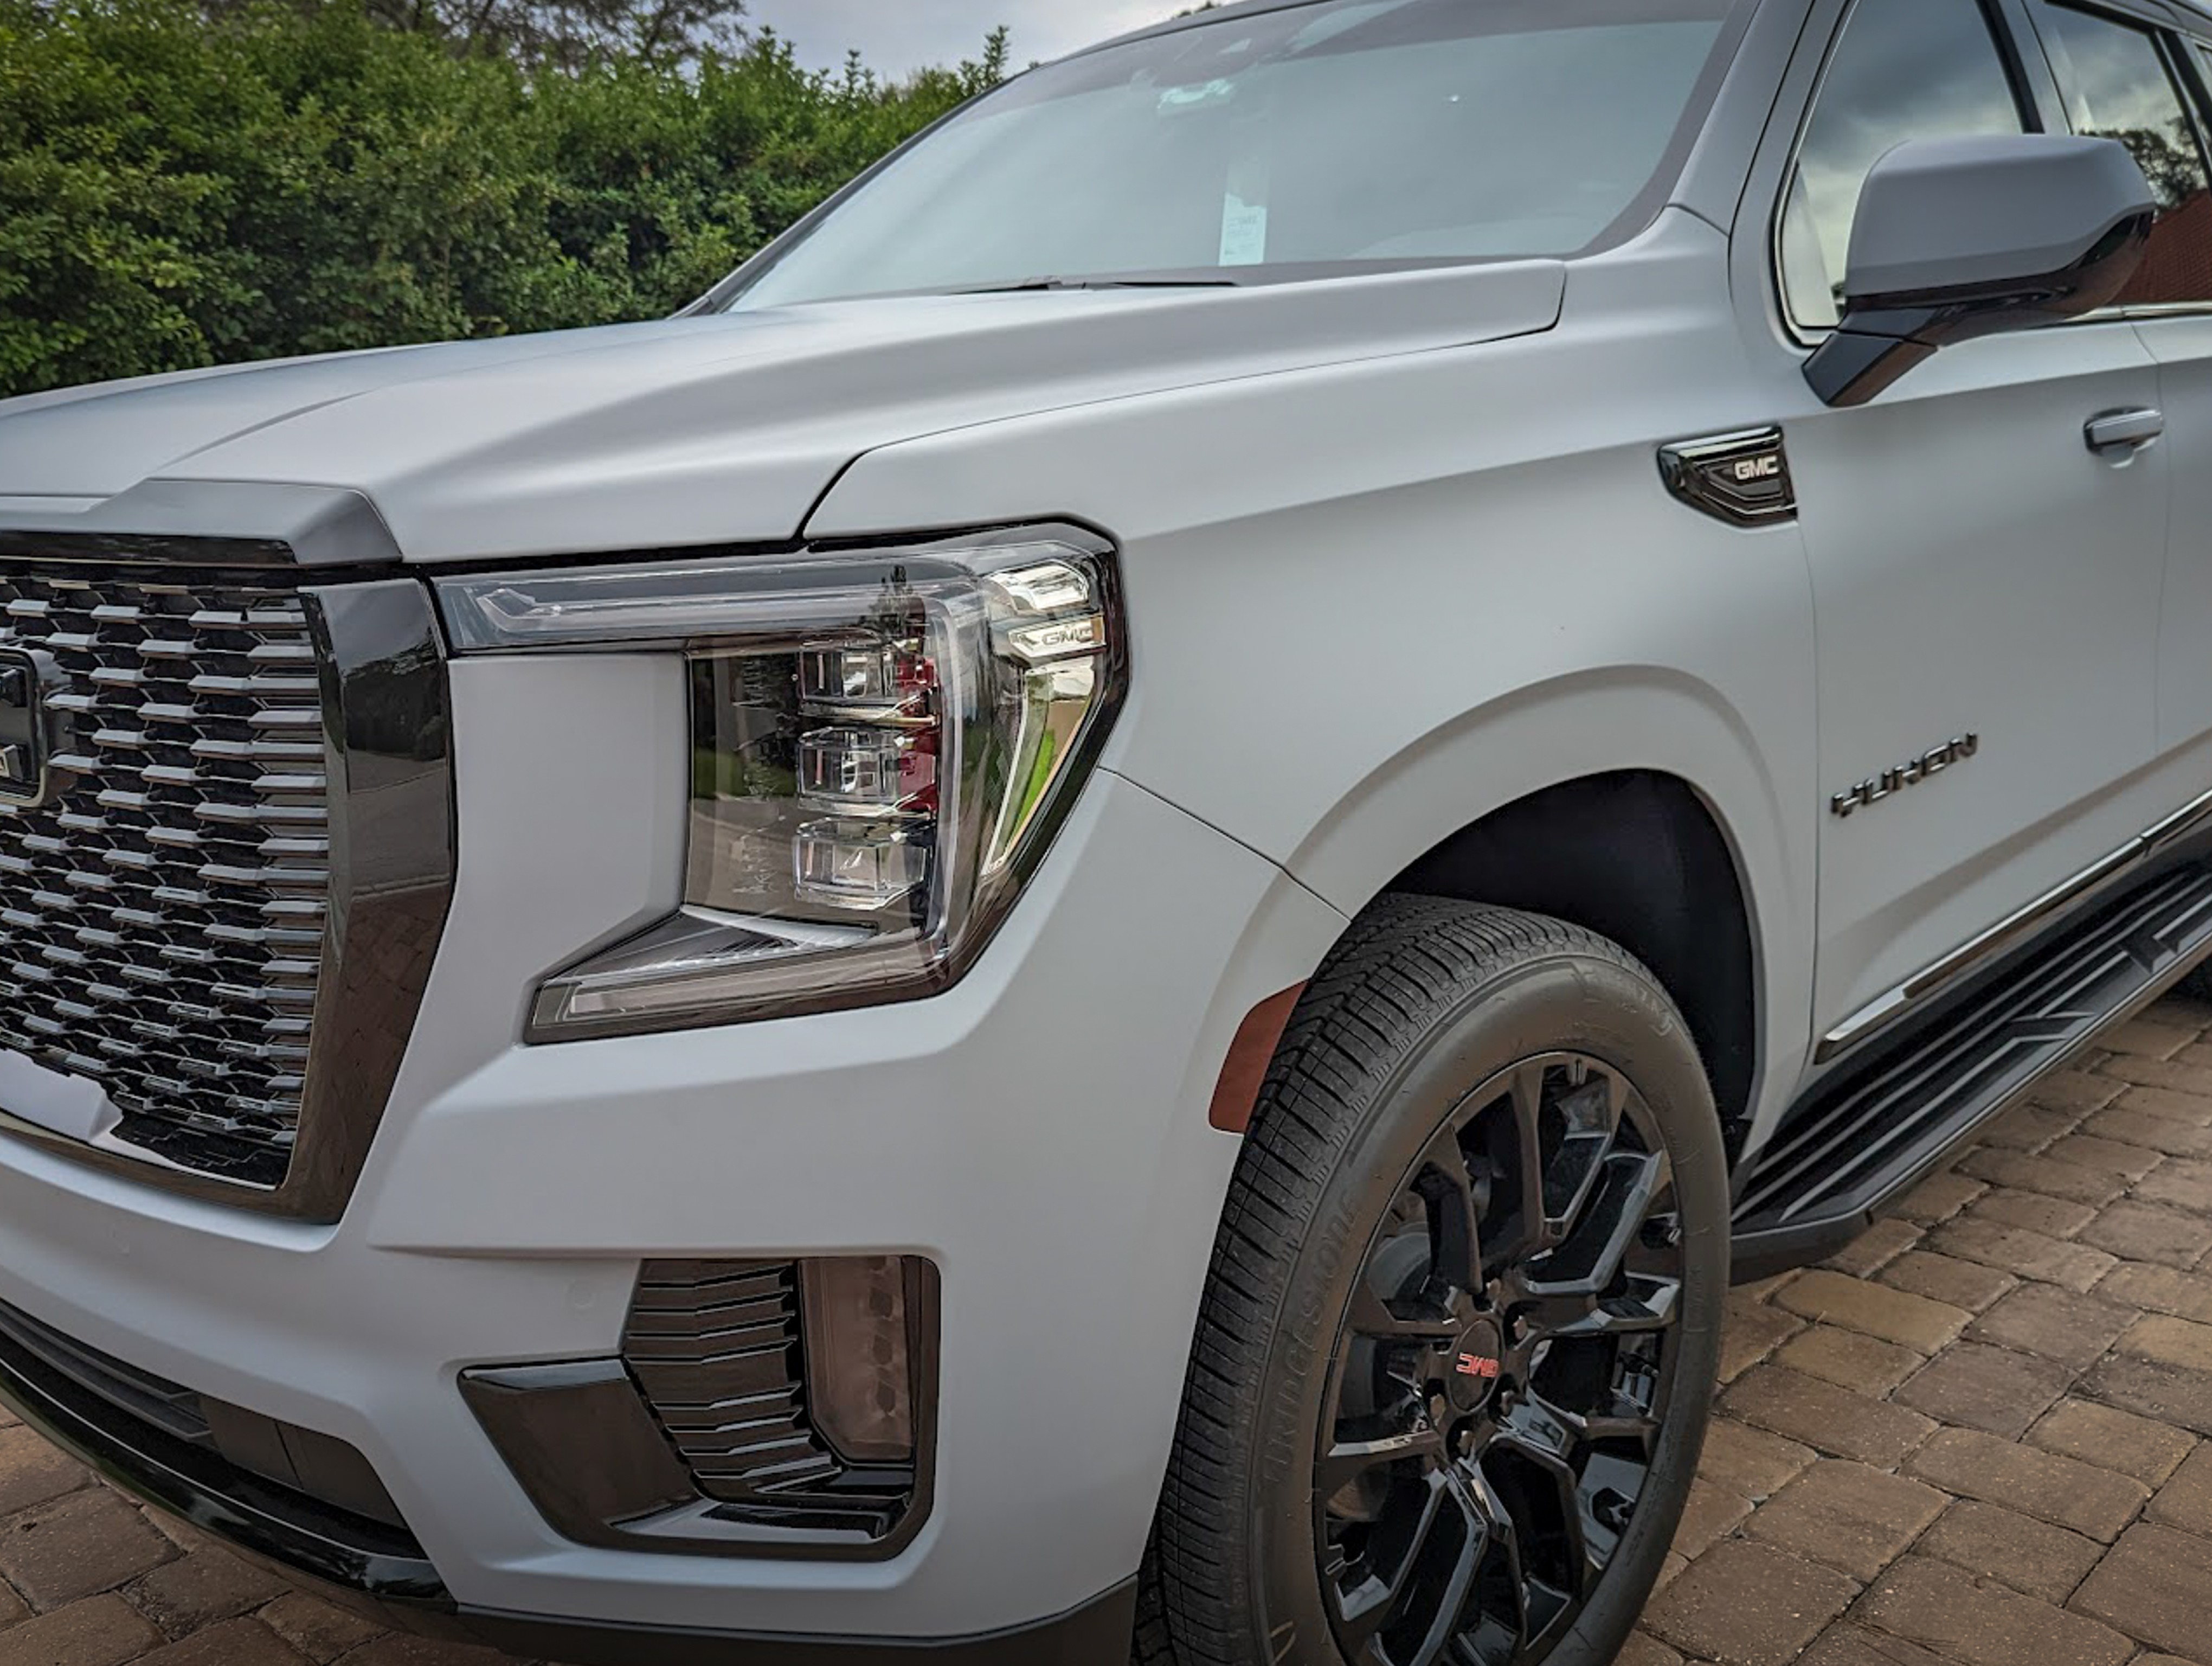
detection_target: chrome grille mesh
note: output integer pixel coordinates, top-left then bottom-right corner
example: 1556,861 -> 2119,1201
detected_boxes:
0,566 -> 326,1188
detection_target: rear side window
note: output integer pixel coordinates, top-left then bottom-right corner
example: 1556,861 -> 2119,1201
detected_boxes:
1778,0 -> 2027,332
2033,2 -> 2212,308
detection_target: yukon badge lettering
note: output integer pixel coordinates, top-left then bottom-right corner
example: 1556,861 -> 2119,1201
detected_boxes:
1831,735 -> 1980,819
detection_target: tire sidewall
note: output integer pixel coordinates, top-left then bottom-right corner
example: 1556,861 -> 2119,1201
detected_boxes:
1243,949 -> 1729,1666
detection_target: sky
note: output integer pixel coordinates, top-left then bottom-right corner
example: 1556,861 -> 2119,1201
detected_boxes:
741,1 -> 1188,79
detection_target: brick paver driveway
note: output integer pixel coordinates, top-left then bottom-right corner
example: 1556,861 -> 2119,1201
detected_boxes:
8,1001 -> 2212,1665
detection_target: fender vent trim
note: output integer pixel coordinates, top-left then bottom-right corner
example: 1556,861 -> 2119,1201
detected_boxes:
1659,427 -> 1797,528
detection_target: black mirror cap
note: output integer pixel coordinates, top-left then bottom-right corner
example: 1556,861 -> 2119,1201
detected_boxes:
1805,134 -> 2157,408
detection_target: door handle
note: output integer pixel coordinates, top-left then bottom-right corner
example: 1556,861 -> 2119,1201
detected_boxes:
2086,407 -> 2165,457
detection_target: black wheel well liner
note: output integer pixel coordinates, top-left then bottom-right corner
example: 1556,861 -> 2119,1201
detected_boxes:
1387,771 -> 1758,1159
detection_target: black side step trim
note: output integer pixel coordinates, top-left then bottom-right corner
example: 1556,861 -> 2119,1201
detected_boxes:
1731,862 -> 2212,1283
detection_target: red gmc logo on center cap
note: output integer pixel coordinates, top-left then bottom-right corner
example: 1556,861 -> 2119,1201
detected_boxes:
1456,1353 -> 1501,1380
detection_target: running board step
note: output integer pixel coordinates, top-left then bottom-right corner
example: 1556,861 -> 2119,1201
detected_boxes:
1731,861 -> 2212,1283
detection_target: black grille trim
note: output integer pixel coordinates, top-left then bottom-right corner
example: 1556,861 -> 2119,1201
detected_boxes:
0,555 -> 453,1222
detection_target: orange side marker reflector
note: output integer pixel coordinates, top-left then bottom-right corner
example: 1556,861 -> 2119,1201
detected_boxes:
1208,984 -> 1307,1135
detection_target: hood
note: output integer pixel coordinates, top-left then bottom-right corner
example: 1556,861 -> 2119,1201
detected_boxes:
0,262 -> 1565,562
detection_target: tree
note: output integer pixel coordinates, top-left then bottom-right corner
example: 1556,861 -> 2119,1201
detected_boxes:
2098,119 -> 2210,211
194,0 -> 750,70
0,0 -> 1015,398
364,0 -> 744,69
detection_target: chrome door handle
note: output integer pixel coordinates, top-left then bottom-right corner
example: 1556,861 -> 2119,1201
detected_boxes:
2086,407 -> 2165,456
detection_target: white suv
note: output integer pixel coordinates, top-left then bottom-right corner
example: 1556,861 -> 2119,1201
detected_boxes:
0,1 -> 2206,1663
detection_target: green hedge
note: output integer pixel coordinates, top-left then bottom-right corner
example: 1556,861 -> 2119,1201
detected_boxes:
0,0 -> 994,399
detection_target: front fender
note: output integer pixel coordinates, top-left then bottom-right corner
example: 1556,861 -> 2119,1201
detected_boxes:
807,217 -> 1819,1151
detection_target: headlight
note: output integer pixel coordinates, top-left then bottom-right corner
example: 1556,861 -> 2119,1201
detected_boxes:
435,526 -> 1124,1041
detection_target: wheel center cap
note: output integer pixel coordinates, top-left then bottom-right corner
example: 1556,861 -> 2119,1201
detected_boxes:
1445,1317 -> 1505,1413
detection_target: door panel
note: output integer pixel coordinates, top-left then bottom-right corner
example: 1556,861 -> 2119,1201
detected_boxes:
2054,17 -> 2212,753
1792,325 -> 2168,1042
1757,0 -> 2172,1054
2149,316 -> 2212,754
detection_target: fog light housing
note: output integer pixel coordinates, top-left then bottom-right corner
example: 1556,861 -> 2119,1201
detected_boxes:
467,1255 -> 941,1555
800,1255 -> 919,1466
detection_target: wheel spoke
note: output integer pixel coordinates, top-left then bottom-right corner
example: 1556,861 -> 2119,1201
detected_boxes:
1422,1134 -> 1487,1299
1503,1062 -> 1552,1256
1521,1386 -> 1661,1455
1400,1486 -> 1488,1666
1349,1283 -> 1462,1343
1321,1425 -> 1448,1507
1520,1271 -> 1683,1343
1538,1067 -> 1623,1241
1508,1151 -> 1668,1338
1337,1474 -> 1452,1651
1488,1406 -> 1604,1616
1464,1465 -> 1535,1656
1494,1394 -> 1577,1465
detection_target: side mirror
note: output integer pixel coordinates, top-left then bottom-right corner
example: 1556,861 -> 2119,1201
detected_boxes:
1804,134 -> 2157,408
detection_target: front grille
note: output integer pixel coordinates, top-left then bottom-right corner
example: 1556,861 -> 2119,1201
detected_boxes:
0,566 -> 327,1187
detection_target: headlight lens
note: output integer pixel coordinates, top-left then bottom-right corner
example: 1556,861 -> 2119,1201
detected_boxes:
436,528 -> 1123,1041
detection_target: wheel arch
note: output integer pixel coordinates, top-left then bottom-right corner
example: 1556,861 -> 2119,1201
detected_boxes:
1277,668 -> 1806,1162
1386,772 -> 1761,1158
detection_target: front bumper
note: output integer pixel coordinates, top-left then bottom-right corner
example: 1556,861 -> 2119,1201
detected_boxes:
0,1290 -> 1141,1662
0,1286 -> 1143,1662
0,649 -> 1346,1649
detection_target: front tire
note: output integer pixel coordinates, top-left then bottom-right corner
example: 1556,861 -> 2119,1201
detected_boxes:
1140,899 -> 1728,1666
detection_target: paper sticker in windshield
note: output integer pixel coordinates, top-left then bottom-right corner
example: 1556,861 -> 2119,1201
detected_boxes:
1220,193 -> 1269,266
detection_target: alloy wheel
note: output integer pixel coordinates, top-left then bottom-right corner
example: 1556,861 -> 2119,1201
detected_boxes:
1315,1052 -> 1685,1666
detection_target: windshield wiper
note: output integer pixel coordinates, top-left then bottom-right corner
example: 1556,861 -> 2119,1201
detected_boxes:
956,275 -> 1246,294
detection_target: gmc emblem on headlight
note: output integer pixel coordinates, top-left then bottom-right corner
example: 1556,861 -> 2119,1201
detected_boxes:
0,648 -> 65,809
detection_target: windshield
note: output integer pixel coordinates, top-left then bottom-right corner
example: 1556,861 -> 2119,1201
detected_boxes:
714,0 -> 1747,310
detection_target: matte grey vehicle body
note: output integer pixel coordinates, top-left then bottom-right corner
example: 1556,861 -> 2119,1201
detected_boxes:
0,0 -> 2210,1659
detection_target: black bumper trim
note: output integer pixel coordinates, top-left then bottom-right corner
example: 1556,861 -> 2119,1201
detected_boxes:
0,1304 -> 445,1603
456,1579 -> 1139,1666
